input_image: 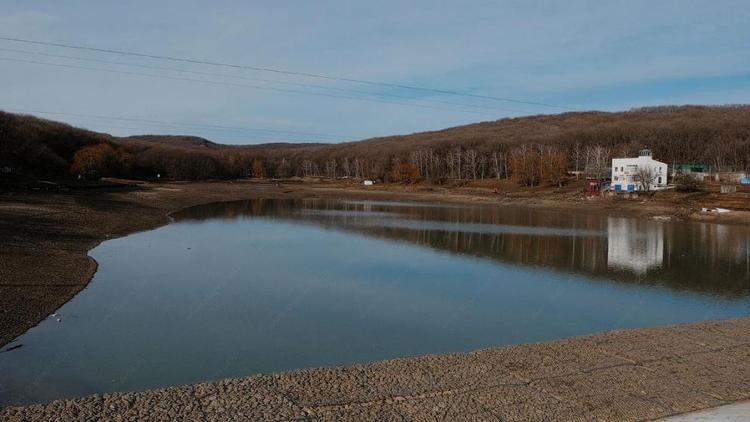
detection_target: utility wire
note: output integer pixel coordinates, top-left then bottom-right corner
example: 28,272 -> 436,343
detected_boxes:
0,36 -> 580,110
0,56 -> 499,116
0,47 -> 522,113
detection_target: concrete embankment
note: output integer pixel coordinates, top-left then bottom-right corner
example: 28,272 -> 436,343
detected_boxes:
3,318 -> 749,421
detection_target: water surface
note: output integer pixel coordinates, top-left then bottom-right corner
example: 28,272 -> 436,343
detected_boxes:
1,199 -> 749,405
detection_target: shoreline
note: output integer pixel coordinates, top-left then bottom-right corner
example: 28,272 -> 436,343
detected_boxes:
1,180 -> 749,419
3,318 -> 749,420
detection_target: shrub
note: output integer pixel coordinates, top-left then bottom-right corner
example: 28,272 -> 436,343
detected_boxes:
674,173 -> 704,192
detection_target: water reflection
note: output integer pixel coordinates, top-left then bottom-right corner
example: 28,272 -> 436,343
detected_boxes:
607,218 -> 664,275
175,198 -> 750,297
2,198 -> 748,407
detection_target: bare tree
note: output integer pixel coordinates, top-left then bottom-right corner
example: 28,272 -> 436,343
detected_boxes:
634,165 -> 656,192
446,150 -> 457,179
492,151 -> 502,180
10,105 -> 750,183
540,146 -> 568,187
478,153 -> 488,179
325,159 -> 337,178
455,146 -> 463,179
464,149 -> 478,179
588,145 -> 611,181
341,157 -> 351,177
301,159 -> 315,177
352,158 -> 364,179
510,144 -> 540,186
571,142 -> 582,180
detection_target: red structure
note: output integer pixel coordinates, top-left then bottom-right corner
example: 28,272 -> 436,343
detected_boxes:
587,180 -> 600,196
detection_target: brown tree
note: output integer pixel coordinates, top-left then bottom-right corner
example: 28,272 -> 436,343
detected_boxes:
70,143 -> 116,180
540,147 -> 568,187
510,145 -> 540,186
251,158 -> 265,178
391,162 -> 420,183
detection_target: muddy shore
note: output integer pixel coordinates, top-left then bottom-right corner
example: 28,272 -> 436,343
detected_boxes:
1,180 -> 749,420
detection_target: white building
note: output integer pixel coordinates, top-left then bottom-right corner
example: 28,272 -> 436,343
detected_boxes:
611,149 -> 668,192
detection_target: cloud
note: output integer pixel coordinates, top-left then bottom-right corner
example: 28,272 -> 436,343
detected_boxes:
0,10 -> 58,36
0,0 -> 748,143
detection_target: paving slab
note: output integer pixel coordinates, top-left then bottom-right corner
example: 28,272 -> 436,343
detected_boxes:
662,400 -> 750,421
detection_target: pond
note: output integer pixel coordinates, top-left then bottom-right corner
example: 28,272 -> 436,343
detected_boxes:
2,198 -> 749,406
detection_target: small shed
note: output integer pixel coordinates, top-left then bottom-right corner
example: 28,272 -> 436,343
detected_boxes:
363,180 -> 374,186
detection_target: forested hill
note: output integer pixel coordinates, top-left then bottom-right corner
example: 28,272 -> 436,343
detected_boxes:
120,135 -> 220,149
1,105 -> 749,182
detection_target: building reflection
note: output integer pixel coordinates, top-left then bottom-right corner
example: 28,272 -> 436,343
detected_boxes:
606,218 -> 664,275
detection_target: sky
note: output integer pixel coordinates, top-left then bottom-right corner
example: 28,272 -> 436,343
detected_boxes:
1,0 -> 749,144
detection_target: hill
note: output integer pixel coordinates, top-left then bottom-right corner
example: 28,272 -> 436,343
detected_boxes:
1,105 -> 749,182
120,135 -> 220,149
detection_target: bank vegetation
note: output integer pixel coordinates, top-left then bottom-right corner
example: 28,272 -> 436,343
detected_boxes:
2,105 -> 749,187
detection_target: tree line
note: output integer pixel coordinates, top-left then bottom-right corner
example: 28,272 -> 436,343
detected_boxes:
2,105 -> 749,185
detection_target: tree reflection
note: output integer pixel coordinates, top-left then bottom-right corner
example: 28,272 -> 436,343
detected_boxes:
174,199 -> 750,298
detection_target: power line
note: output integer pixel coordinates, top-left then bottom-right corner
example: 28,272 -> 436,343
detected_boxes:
0,36 -> 580,110
0,56 -> 499,116
2,108 -> 353,141
0,47 -> 522,113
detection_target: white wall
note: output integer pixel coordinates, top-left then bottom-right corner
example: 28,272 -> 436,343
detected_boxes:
611,156 -> 668,191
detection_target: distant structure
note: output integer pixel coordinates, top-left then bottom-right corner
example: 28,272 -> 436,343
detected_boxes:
611,149 -> 668,192
672,163 -> 712,181
673,163 -> 748,184
712,171 -> 747,184
363,180 -> 374,186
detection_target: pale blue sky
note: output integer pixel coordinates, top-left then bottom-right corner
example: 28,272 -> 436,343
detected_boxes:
1,1 -> 748,144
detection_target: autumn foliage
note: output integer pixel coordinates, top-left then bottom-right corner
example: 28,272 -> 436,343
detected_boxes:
390,162 -> 420,183
510,146 -> 541,186
251,158 -> 265,178
540,148 -> 568,187
70,143 -> 132,180
3,105 -> 750,184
